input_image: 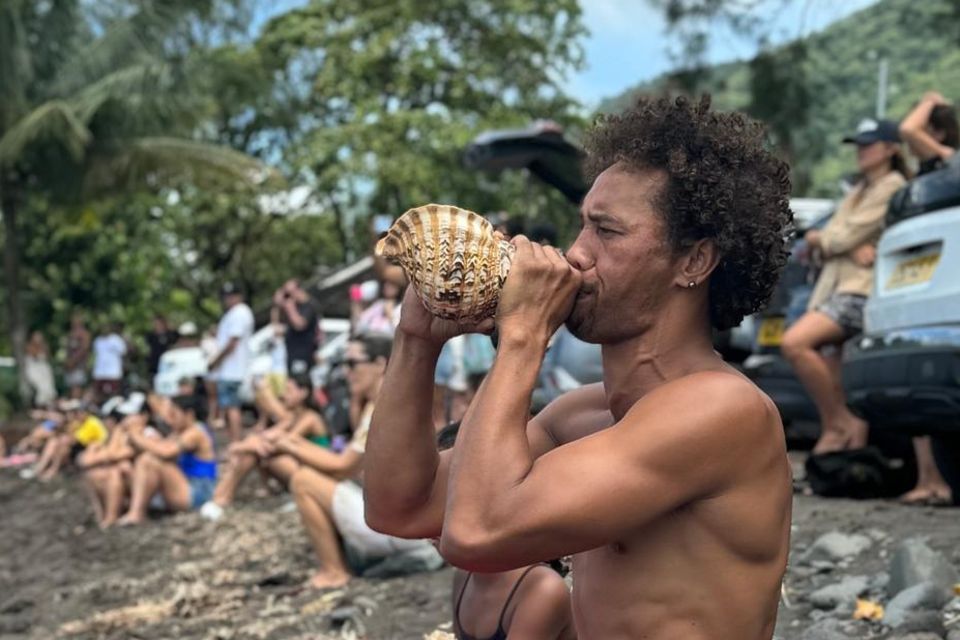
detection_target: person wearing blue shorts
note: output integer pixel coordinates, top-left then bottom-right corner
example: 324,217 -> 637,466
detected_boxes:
118,394 -> 217,525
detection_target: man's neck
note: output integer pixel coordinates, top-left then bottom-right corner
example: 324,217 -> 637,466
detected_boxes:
600,313 -> 719,421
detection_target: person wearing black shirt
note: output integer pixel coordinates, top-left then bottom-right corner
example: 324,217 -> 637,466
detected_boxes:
273,279 -> 319,376
146,315 -> 178,377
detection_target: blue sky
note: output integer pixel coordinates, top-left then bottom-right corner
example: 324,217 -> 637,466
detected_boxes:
255,1 -> 879,107
571,0 -> 879,107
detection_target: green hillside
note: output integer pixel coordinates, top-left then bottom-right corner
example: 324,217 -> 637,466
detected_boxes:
599,0 -> 960,197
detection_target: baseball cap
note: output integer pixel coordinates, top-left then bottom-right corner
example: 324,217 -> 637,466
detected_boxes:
843,118 -> 901,145
117,392 -> 146,416
178,321 -> 198,337
220,281 -> 241,297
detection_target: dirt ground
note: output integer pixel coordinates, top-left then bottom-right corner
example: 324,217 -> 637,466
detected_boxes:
1,452 -> 958,640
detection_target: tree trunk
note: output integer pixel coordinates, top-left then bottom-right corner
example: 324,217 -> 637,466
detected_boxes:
0,179 -> 29,404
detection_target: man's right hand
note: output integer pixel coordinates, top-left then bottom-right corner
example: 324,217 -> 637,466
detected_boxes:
396,286 -> 494,347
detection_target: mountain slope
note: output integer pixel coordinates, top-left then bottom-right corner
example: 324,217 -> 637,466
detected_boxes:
599,0 -> 960,196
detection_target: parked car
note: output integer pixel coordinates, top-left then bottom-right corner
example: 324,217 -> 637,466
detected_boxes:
154,318 -> 351,406
842,156 -> 960,498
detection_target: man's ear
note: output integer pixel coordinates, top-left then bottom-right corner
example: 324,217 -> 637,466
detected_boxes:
675,238 -> 720,289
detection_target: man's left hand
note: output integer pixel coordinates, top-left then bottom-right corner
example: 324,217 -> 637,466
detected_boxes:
496,236 -> 582,346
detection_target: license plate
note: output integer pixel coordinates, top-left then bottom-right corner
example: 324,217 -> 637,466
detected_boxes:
757,317 -> 786,347
886,253 -> 940,290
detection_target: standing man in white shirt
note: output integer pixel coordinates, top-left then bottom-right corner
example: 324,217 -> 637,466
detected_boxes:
208,282 -> 255,441
92,322 -> 129,402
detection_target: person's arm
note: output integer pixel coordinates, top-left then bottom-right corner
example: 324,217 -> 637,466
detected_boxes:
442,367 -> 770,571
819,176 -> 904,258
208,337 -> 239,370
275,433 -> 361,478
129,426 -> 197,460
900,92 -> 956,162
364,254 -> 562,540
289,412 -> 328,438
282,299 -> 308,330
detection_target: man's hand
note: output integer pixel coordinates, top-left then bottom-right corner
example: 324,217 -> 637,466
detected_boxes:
923,91 -> 947,106
496,236 -> 582,346
272,288 -> 286,307
396,285 -> 494,348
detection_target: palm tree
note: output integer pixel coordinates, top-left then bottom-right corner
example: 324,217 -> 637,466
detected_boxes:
0,0 -> 274,401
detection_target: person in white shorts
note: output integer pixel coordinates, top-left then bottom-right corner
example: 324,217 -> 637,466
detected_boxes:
277,333 -> 440,589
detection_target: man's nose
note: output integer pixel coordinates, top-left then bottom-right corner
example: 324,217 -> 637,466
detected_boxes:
565,233 -> 593,271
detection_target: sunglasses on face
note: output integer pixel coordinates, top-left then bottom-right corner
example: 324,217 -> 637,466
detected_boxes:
343,358 -> 371,369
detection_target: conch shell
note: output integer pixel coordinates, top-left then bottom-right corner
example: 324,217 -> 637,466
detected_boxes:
375,204 -> 514,322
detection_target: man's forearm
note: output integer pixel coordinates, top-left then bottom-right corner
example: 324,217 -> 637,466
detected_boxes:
364,331 -> 443,531
445,334 -> 546,534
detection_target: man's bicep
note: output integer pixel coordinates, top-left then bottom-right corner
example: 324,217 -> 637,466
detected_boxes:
397,417 -> 557,539
466,376 -> 765,567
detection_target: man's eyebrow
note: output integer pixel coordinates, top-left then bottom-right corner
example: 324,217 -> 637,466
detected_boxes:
583,209 -> 622,225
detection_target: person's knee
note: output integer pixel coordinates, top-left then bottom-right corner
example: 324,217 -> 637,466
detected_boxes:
780,329 -> 808,360
135,452 -> 160,468
290,467 -> 315,497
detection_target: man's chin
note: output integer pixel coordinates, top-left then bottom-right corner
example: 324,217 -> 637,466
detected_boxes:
565,300 -> 601,344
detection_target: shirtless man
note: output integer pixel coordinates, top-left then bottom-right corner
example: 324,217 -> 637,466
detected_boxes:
364,95 -> 794,639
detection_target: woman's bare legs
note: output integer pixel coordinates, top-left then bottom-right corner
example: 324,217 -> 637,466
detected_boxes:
782,311 -> 867,454
289,468 -> 351,589
118,453 -> 191,525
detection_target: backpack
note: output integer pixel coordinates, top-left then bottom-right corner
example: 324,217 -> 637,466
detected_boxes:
805,446 -> 916,499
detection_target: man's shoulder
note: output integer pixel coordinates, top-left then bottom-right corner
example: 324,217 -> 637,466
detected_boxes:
636,370 -> 776,432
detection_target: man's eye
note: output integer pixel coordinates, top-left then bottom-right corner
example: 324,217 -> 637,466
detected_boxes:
597,227 -> 616,236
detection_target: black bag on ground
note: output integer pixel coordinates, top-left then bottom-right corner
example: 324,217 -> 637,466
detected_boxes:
805,446 -> 915,499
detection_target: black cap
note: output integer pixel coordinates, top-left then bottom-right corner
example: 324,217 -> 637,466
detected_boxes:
843,118 -> 901,145
220,281 -> 241,298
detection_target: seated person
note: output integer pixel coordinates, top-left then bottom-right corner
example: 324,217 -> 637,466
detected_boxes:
282,334 -> 440,589
200,374 -> 330,520
118,394 -> 217,525
435,423 -> 576,640
29,402 -> 108,481
77,394 -> 148,528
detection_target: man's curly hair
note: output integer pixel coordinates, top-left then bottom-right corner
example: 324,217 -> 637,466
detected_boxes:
584,95 -> 793,330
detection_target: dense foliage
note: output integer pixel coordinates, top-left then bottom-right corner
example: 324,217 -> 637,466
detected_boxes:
0,0 -> 587,388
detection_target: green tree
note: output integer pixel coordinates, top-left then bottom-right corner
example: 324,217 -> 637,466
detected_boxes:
256,0 -> 588,247
0,0 -> 272,398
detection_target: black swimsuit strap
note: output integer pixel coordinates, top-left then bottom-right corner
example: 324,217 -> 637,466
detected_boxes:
455,565 -> 548,640
495,564 -> 545,634
454,572 -> 473,638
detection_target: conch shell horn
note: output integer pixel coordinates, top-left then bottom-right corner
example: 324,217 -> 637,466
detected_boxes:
375,204 -> 514,322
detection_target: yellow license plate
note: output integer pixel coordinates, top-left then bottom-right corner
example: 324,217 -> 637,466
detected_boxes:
886,253 -> 940,290
757,317 -> 786,347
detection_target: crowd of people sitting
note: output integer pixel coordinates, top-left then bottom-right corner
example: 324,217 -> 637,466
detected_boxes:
2,212 -> 580,638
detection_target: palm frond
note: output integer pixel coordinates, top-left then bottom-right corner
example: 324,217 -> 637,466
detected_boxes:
70,63 -> 169,124
84,136 -> 283,193
0,100 -> 91,168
